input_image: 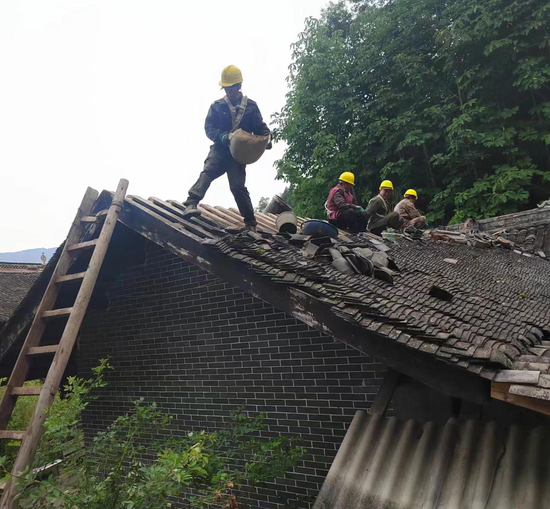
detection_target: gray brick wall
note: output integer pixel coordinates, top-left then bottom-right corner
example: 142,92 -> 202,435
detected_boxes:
78,239 -> 385,508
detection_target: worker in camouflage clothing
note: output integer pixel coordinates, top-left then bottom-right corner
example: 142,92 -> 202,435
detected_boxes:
395,189 -> 426,229
182,65 -> 271,231
366,180 -> 404,235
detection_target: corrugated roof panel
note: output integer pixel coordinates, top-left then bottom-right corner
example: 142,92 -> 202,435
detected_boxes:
314,411 -> 550,509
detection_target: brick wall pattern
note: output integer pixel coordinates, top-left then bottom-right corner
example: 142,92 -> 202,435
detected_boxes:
78,241 -> 385,508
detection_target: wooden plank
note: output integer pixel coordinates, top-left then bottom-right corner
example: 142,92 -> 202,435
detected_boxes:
55,272 -> 87,284
167,200 -> 224,231
152,198 -> 220,229
197,207 -> 234,227
11,386 -> 42,396
26,346 -> 58,357
493,370 -> 540,384
0,431 -> 24,441
216,206 -> 245,226
491,382 -> 550,416
227,206 -> 277,232
149,198 -> 225,236
0,186 -> 98,432
0,179 -> 129,509
129,196 -> 214,239
41,308 -> 73,319
369,369 -> 400,416
123,198 -> 203,242
67,239 -> 98,252
199,204 -> 241,227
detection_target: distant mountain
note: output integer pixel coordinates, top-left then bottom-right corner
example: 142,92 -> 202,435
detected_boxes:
0,247 -> 57,264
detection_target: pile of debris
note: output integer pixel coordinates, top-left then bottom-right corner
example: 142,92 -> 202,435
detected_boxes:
426,229 -> 547,259
297,234 -> 398,283
241,230 -> 400,284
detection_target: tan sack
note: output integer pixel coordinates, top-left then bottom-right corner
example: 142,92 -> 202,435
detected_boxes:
229,128 -> 270,165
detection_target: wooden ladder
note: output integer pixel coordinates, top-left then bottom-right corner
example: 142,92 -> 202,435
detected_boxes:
0,179 -> 128,508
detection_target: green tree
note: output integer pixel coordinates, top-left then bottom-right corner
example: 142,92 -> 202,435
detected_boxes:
255,196 -> 270,212
274,0 -> 550,224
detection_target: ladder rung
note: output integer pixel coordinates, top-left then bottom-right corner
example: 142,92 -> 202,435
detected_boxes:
55,272 -> 87,284
0,430 -> 25,441
67,239 -> 98,252
42,308 -> 73,319
11,386 -> 43,396
80,216 -> 98,223
27,345 -> 58,357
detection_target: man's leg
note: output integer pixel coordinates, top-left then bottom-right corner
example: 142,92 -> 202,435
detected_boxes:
183,154 -> 226,209
338,209 -> 361,232
386,211 -> 404,230
409,215 -> 426,228
226,161 -> 257,227
357,211 -> 369,232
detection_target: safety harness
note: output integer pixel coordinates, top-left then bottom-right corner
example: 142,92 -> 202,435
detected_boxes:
223,95 -> 248,131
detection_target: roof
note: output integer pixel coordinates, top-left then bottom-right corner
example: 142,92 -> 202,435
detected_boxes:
3,190 -> 550,414
116,194 -> 550,414
0,263 -> 43,324
313,410 -> 550,509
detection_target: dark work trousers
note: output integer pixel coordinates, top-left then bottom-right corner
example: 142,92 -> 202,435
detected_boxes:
370,212 -> 403,236
336,208 -> 369,233
184,148 -> 257,226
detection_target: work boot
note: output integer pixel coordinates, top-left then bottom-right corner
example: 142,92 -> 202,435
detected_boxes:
182,204 -> 201,218
244,224 -> 257,232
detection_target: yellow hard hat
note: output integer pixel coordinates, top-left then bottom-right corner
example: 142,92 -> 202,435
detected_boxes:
219,65 -> 243,87
404,189 -> 418,198
339,172 -> 355,185
380,180 -> 394,190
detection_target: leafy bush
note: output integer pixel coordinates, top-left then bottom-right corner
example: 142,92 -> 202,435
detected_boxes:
0,379 -> 42,464
0,360 -> 305,509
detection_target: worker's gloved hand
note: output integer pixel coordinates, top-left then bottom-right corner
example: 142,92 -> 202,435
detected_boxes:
221,134 -> 230,147
358,206 -> 365,212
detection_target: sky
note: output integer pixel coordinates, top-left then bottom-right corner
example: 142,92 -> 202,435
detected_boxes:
0,0 -> 329,253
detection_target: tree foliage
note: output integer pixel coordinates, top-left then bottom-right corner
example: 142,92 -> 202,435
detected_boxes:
255,196 -> 270,212
274,0 -> 550,224
1,361 -> 304,509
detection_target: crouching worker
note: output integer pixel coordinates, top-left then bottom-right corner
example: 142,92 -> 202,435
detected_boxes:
326,172 -> 369,233
366,180 -> 403,236
395,189 -> 426,229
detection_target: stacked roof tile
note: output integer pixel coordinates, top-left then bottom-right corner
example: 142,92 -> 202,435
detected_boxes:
0,263 -> 43,325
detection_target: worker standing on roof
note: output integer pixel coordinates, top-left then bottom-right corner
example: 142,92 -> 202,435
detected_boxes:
366,180 -> 404,236
395,189 -> 426,230
182,65 -> 271,231
325,172 -> 369,233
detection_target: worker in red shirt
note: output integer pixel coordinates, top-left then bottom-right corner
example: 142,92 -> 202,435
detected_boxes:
325,172 -> 369,233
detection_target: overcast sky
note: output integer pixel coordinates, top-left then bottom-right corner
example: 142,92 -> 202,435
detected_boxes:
0,0 -> 328,253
